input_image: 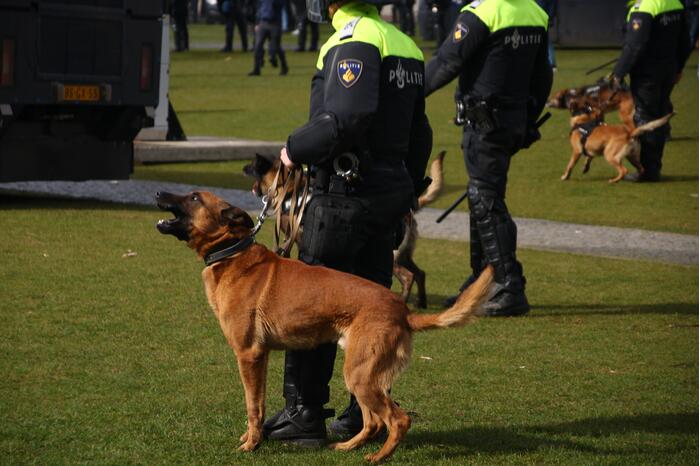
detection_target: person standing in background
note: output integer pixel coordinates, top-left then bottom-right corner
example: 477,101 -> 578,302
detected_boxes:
249,0 -> 289,75
611,0 -> 693,182
293,0 -> 319,51
686,0 -> 699,47
172,0 -> 190,52
424,0 -> 553,316
218,0 -> 250,52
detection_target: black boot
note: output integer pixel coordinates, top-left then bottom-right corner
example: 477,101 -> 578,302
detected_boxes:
478,288 -> 529,317
476,274 -> 530,317
467,181 -> 529,317
328,395 -> 363,438
264,346 -> 337,444
263,402 -> 334,445
279,53 -> 289,75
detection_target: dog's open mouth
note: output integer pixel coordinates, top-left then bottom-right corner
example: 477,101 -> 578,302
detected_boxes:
156,202 -> 183,233
155,192 -> 189,240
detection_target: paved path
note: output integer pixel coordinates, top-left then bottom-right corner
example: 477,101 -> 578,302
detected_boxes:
1,179 -> 696,266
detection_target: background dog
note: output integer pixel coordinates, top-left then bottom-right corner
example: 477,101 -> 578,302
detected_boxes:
547,78 -> 635,131
562,103 -> 674,183
155,190 -> 494,463
243,151 -> 446,308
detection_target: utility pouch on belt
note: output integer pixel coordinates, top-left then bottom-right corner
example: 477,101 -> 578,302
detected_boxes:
300,193 -> 366,265
458,96 -> 498,134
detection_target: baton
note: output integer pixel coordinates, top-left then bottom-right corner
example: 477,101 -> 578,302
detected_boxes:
435,190 -> 469,224
585,58 -> 618,76
535,111 -> 551,128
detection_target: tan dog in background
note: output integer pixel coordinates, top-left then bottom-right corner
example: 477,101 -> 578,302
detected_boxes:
243,151 -> 446,308
562,104 -> 674,183
156,190 -> 494,463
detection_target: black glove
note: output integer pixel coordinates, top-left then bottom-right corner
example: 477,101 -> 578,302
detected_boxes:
414,176 -> 432,197
604,73 -> 624,92
522,125 -> 541,149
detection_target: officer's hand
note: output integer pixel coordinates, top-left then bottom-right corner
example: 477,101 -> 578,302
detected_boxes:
280,146 -> 296,168
606,74 -> 623,92
521,126 -> 541,149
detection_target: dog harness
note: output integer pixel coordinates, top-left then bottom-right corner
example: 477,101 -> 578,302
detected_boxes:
571,119 -> 605,157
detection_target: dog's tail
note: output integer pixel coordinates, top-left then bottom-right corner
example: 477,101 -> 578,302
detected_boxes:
631,113 -> 674,138
417,151 -> 446,209
407,266 -> 495,332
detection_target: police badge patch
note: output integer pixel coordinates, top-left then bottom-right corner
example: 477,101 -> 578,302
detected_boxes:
453,22 -> 469,42
337,59 -> 363,88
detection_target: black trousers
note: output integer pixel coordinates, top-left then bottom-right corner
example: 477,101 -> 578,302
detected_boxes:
397,0 -> 415,36
280,174 -> 414,407
173,11 -> 189,51
253,21 -> 287,71
297,15 -> 319,51
223,2 -> 249,51
630,73 -> 674,178
462,125 -> 526,291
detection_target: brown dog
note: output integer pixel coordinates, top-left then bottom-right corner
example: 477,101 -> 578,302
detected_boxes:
547,79 -> 635,131
243,151 -> 446,308
155,190 -> 494,463
561,104 -> 674,183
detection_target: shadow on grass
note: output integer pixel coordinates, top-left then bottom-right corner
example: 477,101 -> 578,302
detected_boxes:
417,294 -> 698,317
666,136 -> 699,143
656,174 -> 699,183
405,412 -> 698,458
532,302 -> 699,317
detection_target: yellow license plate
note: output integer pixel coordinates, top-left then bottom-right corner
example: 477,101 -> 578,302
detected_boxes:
63,85 -> 100,102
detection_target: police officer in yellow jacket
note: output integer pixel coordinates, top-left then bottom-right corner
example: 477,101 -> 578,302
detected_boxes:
262,0 -> 433,443
612,0 -> 693,182
424,0 -> 552,316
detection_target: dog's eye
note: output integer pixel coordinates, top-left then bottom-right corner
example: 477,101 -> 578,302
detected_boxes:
191,194 -> 199,202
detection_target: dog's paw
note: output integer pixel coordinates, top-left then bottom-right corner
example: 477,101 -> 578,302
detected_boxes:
364,452 -> 385,463
239,431 -> 248,443
560,174 -> 570,181
330,441 -> 353,451
238,439 -> 260,452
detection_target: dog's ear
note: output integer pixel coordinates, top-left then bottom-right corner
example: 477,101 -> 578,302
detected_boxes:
243,154 -> 273,180
243,162 -> 256,178
221,206 -> 255,229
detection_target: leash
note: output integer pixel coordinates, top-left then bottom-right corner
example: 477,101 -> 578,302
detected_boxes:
250,193 -> 271,237
585,58 -> 618,76
275,165 -> 309,257
257,163 -> 310,258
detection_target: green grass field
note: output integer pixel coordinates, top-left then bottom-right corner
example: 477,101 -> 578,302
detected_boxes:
1,24 -> 698,465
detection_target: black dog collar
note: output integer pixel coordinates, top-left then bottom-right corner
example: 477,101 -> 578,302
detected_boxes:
204,236 -> 255,266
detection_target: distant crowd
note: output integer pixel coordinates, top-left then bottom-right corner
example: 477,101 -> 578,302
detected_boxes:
169,0 -> 698,78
